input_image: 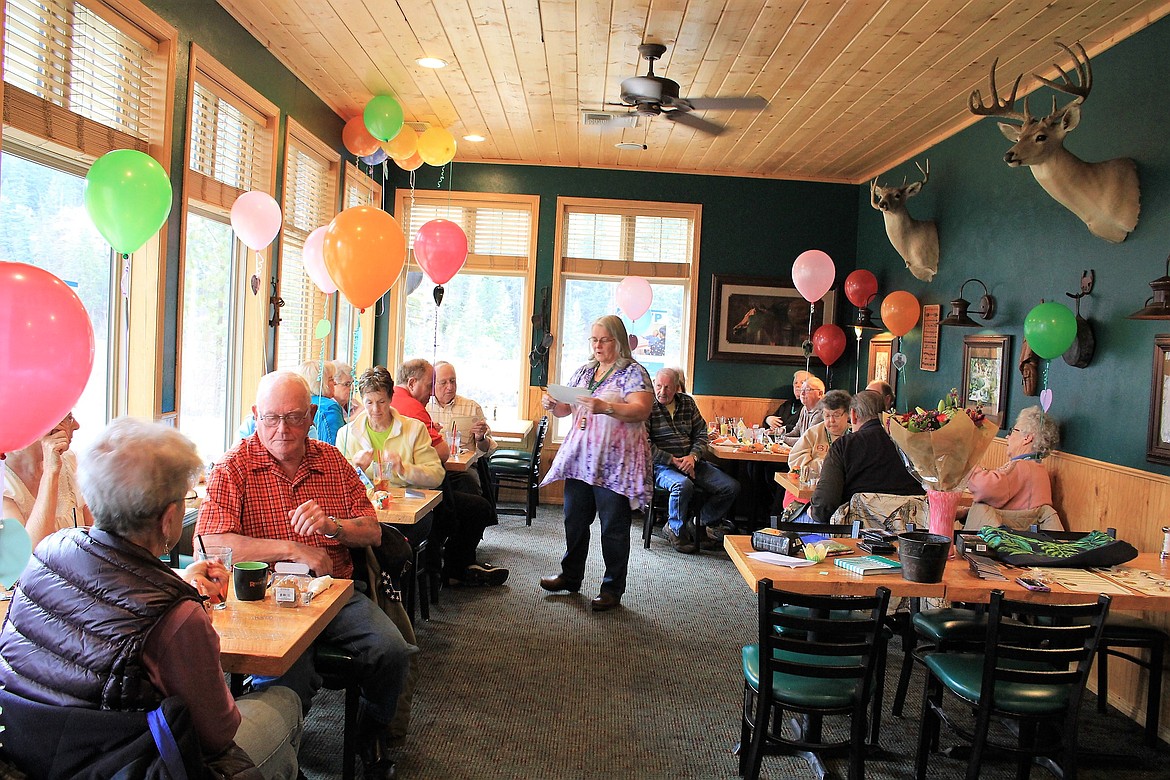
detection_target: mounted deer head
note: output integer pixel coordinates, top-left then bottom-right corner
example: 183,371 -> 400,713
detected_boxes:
969,41 -> 1139,243
870,160 -> 939,282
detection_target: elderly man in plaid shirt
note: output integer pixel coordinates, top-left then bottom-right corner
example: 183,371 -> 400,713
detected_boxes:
647,368 -> 740,554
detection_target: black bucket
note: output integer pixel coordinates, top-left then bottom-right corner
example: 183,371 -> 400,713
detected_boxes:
897,532 -> 951,583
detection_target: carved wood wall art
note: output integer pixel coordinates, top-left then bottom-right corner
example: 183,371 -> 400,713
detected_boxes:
969,41 -> 1140,243
869,160 -> 939,282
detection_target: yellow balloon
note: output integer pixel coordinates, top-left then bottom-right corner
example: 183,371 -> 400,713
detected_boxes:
417,128 -> 457,166
382,125 -> 418,160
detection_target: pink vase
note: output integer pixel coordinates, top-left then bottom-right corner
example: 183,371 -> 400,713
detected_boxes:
926,489 -> 960,540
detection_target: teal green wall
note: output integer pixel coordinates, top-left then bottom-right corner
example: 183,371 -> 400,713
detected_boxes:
144,0 -> 344,410
382,165 -> 859,398
854,19 -> 1170,473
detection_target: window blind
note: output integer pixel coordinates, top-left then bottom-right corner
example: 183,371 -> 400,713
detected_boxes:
189,79 -> 269,193
402,197 -> 532,270
276,136 -> 337,371
562,205 -> 693,265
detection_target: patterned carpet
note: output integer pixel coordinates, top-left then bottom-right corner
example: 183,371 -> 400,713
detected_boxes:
298,506 -> 1166,779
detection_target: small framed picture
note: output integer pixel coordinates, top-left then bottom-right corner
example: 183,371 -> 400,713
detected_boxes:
867,335 -> 896,395
960,335 -> 1012,429
708,274 -> 836,365
1146,335 -> 1170,465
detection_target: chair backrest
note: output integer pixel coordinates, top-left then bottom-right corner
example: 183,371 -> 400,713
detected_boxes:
979,589 -> 1110,709
350,523 -> 413,605
773,519 -> 861,538
527,415 -> 551,479
756,579 -> 890,700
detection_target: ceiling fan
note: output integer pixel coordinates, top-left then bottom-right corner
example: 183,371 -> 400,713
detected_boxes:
611,43 -> 769,136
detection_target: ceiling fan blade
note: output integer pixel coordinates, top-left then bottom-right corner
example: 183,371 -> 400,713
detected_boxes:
664,110 -> 724,136
679,95 -> 769,111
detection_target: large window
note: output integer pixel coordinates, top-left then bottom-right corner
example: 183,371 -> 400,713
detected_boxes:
1,0 -> 175,424
552,197 -> 700,437
0,150 -> 112,452
275,120 -> 339,371
393,191 -> 537,420
177,46 -> 277,461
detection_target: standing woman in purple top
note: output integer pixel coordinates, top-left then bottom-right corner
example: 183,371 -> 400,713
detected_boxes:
539,315 -> 653,612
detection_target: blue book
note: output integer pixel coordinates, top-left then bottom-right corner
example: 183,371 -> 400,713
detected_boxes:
835,555 -> 902,575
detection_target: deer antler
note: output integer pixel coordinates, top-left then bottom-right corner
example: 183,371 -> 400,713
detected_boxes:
1033,40 -> 1092,107
969,57 -> 1027,121
869,178 -> 881,209
915,159 -> 930,186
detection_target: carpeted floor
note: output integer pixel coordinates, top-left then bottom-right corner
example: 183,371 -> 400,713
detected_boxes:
298,505 -> 1166,779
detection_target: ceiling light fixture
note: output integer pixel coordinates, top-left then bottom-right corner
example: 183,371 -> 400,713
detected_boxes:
416,57 -> 448,69
940,278 -> 997,327
463,134 -> 485,143
615,142 -> 647,150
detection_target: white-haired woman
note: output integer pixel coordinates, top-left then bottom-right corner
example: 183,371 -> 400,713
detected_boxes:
296,360 -> 344,445
968,406 -> 1058,511
539,314 -> 653,612
330,360 -> 355,421
0,418 -> 302,778
3,412 -> 93,548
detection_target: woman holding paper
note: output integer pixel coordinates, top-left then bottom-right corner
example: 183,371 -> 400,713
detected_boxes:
539,315 -> 653,612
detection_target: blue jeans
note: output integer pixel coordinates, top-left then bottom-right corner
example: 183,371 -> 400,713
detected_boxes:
653,462 -> 741,534
560,478 -> 632,596
254,590 -> 418,725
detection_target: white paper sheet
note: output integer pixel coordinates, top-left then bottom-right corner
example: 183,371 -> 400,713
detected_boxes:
747,551 -> 816,568
547,384 -> 588,406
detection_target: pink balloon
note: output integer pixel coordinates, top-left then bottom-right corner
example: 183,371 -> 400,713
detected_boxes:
230,191 -> 282,251
616,276 -> 653,320
0,262 -> 95,453
792,249 -> 836,303
303,226 -> 336,294
413,219 -> 468,285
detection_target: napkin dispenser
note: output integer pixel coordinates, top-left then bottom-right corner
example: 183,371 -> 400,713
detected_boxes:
752,528 -> 804,557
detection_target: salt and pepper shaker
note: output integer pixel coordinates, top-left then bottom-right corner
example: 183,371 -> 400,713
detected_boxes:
1161,526 -> 1170,560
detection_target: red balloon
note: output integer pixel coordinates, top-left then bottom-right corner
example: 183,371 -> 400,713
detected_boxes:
413,219 -> 468,286
881,290 -> 921,337
845,269 -> 879,308
0,262 -> 95,453
812,324 -> 846,366
342,116 -> 381,157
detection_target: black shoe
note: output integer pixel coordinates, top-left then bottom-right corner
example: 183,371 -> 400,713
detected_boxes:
591,592 -> 621,611
663,524 -> 698,554
699,526 -> 724,550
357,720 -> 397,780
540,574 -> 581,592
459,562 -> 509,586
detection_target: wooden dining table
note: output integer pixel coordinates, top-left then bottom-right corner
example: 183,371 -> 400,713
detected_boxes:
374,488 -> 442,525
709,442 -> 791,464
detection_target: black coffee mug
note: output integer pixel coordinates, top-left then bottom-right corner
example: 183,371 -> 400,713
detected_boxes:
233,561 -> 271,601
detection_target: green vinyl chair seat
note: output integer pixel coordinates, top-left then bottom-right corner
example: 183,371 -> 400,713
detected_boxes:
742,643 -> 862,709
923,653 -> 1073,716
487,459 -> 530,476
912,607 -> 987,642
490,448 -> 531,461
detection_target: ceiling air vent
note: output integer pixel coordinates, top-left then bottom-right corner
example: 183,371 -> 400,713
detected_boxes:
580,110 -> 638,129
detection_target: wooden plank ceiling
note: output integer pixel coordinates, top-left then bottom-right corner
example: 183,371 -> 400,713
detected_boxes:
215,0 -> 1170,184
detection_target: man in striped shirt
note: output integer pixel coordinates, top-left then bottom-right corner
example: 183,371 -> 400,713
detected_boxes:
647,368 -> 740,553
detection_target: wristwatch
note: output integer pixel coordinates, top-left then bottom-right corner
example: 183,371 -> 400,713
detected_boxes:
322,516 -> 342,539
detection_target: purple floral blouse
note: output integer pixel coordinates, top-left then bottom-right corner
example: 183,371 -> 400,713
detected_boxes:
541,360 -> 653,506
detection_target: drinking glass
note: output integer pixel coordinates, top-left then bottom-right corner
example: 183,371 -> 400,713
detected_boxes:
194,545 -> 232,609
800,462 -> 821,487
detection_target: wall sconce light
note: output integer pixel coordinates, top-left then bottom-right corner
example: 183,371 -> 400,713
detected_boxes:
853,293 -> 882,331
940,278 -> 996,327
1128,255 -> 1170,319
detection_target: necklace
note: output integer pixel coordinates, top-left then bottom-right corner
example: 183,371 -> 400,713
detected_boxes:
588,363 -> 616,393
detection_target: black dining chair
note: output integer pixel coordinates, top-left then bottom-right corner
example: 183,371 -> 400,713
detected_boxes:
487,416 -> 549,525
739,580 -> 891,780
642,484 -> 708,550
914,588 -> 1111,780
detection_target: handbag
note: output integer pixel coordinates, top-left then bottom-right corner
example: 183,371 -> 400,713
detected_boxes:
977,526 -> 1138,568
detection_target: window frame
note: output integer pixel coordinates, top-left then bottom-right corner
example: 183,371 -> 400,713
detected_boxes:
176,43 -> 278,437
549,196 -> 701,438
1,0 -> 177,421
389,189 -> 538,417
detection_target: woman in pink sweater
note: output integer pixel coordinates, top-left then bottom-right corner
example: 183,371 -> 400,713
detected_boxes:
968,406 -> 1058,510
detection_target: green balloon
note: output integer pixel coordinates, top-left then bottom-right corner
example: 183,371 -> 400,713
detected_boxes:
84,150 -> 173,254
1024,302 -> 1077,359
364,95 -> 404,142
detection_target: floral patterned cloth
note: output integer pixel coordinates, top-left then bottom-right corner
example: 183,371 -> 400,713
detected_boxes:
541,360 -> 653,507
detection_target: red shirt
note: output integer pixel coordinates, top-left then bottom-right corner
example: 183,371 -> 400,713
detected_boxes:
392,385 -> 442,448
196,435 -> 374,578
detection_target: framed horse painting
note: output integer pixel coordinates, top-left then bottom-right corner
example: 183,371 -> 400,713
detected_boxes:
708,275 -> 837,365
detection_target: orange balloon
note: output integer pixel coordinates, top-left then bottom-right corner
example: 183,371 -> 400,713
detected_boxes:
395,152 -> 424,171
342,116 -> 380,157
880,290 -> 921,337
382,125 -> 418,160
322,206 -> 406,311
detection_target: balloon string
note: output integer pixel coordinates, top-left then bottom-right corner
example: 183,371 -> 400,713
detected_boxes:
436,163 -> 445,189
805,305 -> 814,373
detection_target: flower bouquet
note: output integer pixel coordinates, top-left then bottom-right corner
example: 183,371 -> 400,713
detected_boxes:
885,389 -> 998,539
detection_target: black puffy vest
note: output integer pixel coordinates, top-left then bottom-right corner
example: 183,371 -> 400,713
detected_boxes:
0,527 -> 201,711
